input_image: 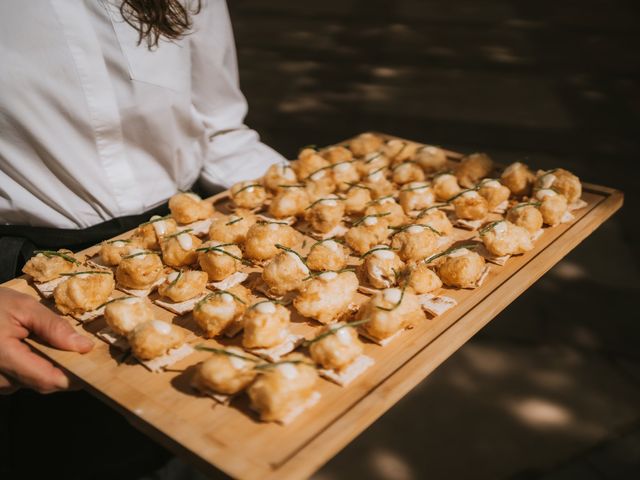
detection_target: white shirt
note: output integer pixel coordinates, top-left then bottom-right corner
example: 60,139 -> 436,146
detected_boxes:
0,0 -> 284,229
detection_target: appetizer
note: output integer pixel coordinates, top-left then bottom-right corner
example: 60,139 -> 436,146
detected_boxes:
506,202 -> 544,234
242,300 -> 294,350
500,162 -> 534,197
390,224 -> 440,263
131,215 -> 177,250
305,239 -> 348,272
128,320 -> 188,365
248,354 -> 320,424
398,182 -> 436,213
536,189 -> 569,226
53,270 -> 115,317
343,183 -> 373,215
451,189 -> 489,221
23,249 -> 80,283
455,153 -> 494,188
348,132 -> 384,157
244,221 -> 299,262
230,181 -> 268,210
357,287 -> 425,344
477,179 -> 511,211
168,192 -> 214,225
433,247 -> 487,289
391,160 -> 425,184
157,269 -> 208,303
208,210 -> 257,244
197,241 -> 244,282
192,286 -> 251,338
364,196 -> 406,228
480,221 -> 533,257
344,214 -> 390,255
261,246 -> 309,297
115,249 -> 164,291
361,245 -> 405,289
293,270 -> 359,324
103,296 -> 155,337
160,230 -> 202,268
304,196 -> 345,234
432,172 -> 461,201
268,185 -> 309,218
534,168 -> 582,204
403,262 -> 443,294
414,145 -> 447,172
263,162 -> 298,192
192,347 -> 258,399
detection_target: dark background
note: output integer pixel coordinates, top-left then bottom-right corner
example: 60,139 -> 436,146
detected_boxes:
225,1 -> 639,479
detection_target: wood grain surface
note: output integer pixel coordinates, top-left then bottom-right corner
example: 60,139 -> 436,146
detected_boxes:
1,134 -> 623,480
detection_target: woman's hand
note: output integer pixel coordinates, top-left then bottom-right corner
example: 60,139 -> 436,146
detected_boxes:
0,287 -> 94,394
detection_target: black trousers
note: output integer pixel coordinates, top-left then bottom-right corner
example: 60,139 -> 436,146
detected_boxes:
0,203 -> 174,480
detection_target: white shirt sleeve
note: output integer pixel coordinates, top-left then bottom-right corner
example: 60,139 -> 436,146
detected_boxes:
189,0 -> 285,191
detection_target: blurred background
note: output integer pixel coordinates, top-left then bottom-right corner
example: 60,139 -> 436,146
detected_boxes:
225,1 -> 640,479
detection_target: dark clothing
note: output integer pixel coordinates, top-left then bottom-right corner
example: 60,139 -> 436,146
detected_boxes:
0,202 -> 178,479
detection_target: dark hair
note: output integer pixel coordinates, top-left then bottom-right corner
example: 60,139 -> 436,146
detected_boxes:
120,0 -> 202,49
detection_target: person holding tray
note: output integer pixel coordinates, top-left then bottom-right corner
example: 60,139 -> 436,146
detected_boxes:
0,1 -> 282,477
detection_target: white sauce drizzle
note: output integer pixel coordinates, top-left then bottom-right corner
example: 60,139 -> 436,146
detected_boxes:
319,271 -> 338,282
255,302 -> 277,314
177,233 -> 193,250
151,320 -> 172,335
383,288 -> 402,303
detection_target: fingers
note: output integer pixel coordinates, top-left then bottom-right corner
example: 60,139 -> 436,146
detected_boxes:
17,300 -> 94,353
0,372 -> 20,395
0,339 -> 69,393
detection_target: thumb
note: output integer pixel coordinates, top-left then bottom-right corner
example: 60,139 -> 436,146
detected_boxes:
19,301 -> 94,353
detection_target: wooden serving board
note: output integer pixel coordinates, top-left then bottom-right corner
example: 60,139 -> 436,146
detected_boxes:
1,134 -> 623,480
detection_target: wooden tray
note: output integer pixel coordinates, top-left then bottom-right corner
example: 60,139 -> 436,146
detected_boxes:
1,134 -> 623,480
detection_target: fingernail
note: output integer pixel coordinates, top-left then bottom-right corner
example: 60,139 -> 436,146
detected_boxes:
54,372 -> 70,390
71,333 -> 94,351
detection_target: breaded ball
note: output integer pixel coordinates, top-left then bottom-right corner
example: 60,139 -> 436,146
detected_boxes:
230,181 -> 268,210
263,162 -> 298,192
404,263 -> 442,294
436,248 -> 485,289
243,222 -> 299,262
305,239 -> 348,272
331,161 -> 360,191
305,196 -> 345,234
362,167 -> 395,198
357,288 -> 425,341
293,271 -> 359,324
168,193 -> 214,225
478,179 -> 511,211
343,184 -> 373,215
161,231 -> 202,268
115,249 -> 164,290
535,168 -> 582,204
197,241 -> 242,282
383,140 -> 419,163
506,204 -> 543,234
242,301 -> 291,349
398,182 -> 436,213
193,286 -> 251,338
365,197 -> 406,228
416,208 -> 454,236
481,221 -> 533,257
131,216 -> 177,250
99,239 -> 139,266
262,249 -> 309,297
322,145 -> 353,164
362,246 -> 404,289
309,324 -> 363,371
268,187 -> 309,218
157,269 -> 208,303
208,210 -> 257,244
414,146 -> 447,173
305,168 -> 336,199
128,320 -> 186,361
432,173 -> 461,201
22,249 -> 80,283
344,215 -> 390,255
349,133 -> 384,158
54,271 -> 115,315
536,189 -> 568,226
455,153 -> 494,188
293,148 -> 329,179
501,162 -> 534,197
248,353 -> 318,423
104,297 -> 155,337
390,225 -> 440,262
452,190 -> 489,220
192,347 -> 257,395
391,161 -> 425,185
